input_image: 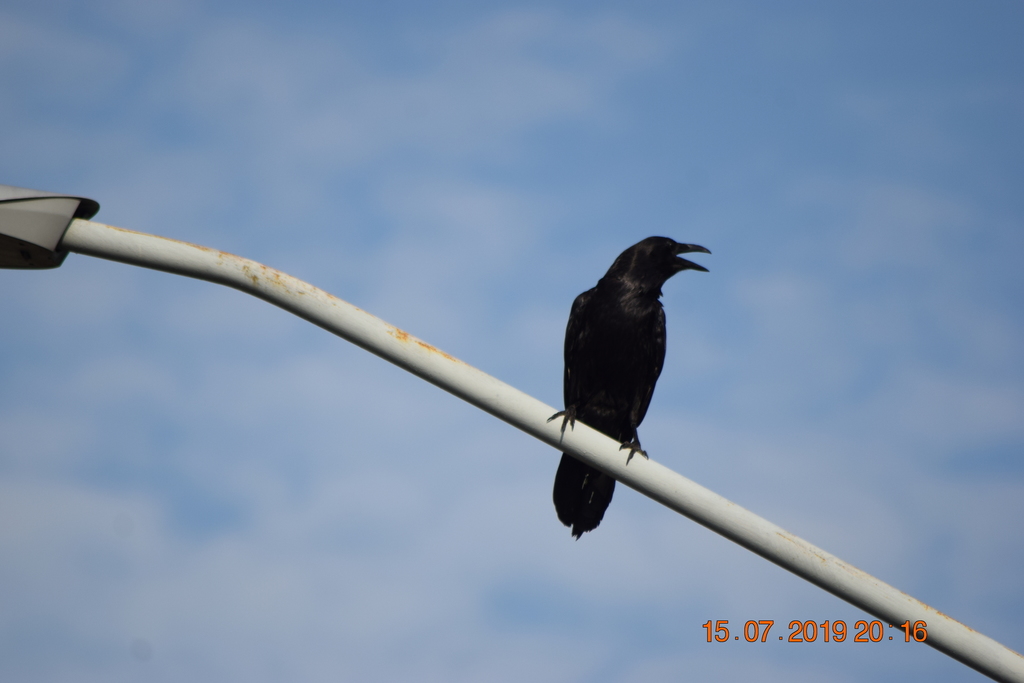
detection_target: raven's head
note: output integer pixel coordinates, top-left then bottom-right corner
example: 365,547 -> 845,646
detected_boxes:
604,236 -> 710,291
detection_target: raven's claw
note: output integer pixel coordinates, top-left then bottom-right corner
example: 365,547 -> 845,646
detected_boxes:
620,440 -> 648,464
547,405 -> 577,436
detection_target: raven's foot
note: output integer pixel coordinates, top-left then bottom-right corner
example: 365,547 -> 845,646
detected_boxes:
620,440 -> 648,464
547,405 -> 577,436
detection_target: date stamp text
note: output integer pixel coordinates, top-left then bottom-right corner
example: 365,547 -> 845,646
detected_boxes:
702,620 -> 929,643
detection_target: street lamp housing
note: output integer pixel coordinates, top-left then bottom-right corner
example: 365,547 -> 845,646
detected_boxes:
0,184 -> 99,269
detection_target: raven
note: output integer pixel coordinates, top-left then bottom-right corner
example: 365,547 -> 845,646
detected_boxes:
551,237 -> 710,538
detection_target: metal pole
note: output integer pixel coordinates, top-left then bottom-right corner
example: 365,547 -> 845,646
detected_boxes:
59,218 -> 1024,683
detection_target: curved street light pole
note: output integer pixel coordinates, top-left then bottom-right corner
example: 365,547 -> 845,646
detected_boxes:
2,188 -> 1022,682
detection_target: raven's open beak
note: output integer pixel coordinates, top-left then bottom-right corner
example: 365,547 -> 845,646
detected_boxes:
674,243 -> 711,272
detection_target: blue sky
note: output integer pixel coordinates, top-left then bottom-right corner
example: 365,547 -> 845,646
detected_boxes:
2,1 -> 1023,681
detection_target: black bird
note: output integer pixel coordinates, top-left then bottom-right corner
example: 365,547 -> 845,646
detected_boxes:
551,237 -> 710,538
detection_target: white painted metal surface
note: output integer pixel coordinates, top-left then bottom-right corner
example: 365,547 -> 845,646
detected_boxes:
59,218 -> 1024,683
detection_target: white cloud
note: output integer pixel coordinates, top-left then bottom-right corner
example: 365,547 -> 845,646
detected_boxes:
152,9 -> 664,173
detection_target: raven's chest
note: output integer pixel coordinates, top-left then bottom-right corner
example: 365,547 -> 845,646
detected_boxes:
575,296 -> 665,374
591,294 -> 662,341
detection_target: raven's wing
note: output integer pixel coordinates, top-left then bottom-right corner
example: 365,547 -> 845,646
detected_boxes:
562,287 -> 596,408
555,286 -> 617,537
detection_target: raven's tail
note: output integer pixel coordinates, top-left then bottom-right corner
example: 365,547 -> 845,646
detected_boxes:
552,453 -> 615,538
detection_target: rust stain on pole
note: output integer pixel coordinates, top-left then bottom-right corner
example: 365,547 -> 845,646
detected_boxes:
385,326 -> 460,363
